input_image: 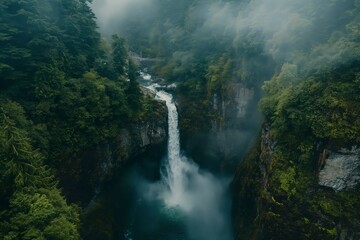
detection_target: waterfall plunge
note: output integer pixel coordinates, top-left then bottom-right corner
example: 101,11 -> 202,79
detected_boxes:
156,91 -> 232,240
156,91 -> 195,210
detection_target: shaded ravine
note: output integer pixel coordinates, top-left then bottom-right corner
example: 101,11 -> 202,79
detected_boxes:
94,81 -> 233,240
121,88 -> 233,240
157,90 -> 233,222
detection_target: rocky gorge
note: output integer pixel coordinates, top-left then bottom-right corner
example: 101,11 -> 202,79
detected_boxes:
232,125 -> 360,240
57,99 -> 168,205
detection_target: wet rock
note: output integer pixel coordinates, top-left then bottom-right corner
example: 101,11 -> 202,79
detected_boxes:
259,124 -> 274,188
319,146 -> 360,191
152,77 -> 166,84
233,85 -> 255,118
211,84 -> 255,124
60,100 -> 168,204
140,85 -> 156,98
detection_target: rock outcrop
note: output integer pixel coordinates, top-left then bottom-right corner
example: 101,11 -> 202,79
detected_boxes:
212,83 -> 257,127
226,83 -> 255,120
319,147 -> 360,191
179,83 -> 261,173
97,119 -> 167,180
232,126 -> 360,240
59,100 -> 168,204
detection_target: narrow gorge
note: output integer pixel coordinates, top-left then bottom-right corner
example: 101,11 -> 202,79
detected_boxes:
0,0 -> 359,239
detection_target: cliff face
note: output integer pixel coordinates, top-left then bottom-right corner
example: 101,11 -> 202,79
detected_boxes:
180,83 -> 261,173
319,147 -> 360,192
210,83 -> 256,129
232,125 -> 360,240
59,100 -> 168,204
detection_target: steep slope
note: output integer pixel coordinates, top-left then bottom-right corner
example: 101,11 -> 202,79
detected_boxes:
233,19 -> 360,240
0,0 -> 168,238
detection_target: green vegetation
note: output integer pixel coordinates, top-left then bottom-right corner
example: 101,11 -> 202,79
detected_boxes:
0,108 -> 81,239
110,0 -> 359,143
0,0 -> 161,238
105,1 -> 360,237
231,1 -> 360,239
1,0 -> 359,238
106,0 -> 275,137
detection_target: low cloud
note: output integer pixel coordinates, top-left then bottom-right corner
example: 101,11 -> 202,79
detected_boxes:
91,0 -> 157,37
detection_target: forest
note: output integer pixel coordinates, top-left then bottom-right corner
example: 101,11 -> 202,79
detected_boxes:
1,0 -> 359,239
0,0 -> 158,238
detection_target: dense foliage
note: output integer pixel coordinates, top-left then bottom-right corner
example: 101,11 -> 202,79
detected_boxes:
0,0 -> 157,238
0,106 -> 81,239
231,1 -> 360,239
1,0 -> 359,238
108,0 -> 360,239
103,0 -> 275,137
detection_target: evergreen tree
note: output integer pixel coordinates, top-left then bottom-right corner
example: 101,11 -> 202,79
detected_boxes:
0,111 -> 81,239
126,60 -> 142,111
111,34 -> 129,77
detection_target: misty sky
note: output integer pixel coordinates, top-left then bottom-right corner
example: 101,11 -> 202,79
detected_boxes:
92,0 -> 355,68
91,0 -> 156,35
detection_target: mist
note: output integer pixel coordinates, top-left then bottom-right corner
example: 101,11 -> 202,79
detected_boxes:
198,0 -> 356,68
91,0 -> 157,38
92,0 -> 356,68
105,90 -> 233,240
136,157 -> 233,240
89,0 -> 358,239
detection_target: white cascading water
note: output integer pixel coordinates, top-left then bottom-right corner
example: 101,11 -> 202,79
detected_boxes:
156,91 -> 191,209
148,87 -> 232,240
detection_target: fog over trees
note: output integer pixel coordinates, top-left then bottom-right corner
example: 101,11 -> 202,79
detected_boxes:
1,0 -> 359,239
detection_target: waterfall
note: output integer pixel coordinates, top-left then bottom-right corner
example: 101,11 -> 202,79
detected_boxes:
150,88 -> 232,240
157,91 -> 180,161
156,91 -> 191,209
